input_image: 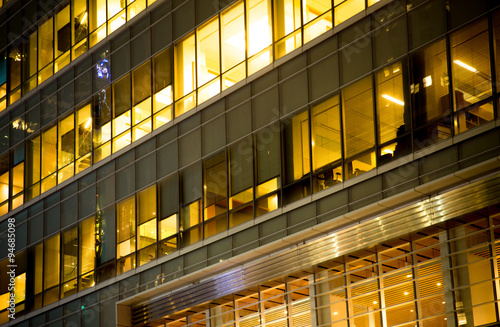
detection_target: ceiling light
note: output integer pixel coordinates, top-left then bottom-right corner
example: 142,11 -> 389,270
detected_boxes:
381,94 -> 404,106
453,60 -> 477,73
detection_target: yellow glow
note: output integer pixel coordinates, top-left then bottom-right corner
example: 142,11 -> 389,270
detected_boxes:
453,59 -> 477,73
382,148 -> 393,155
80,12 -> 88,25
423,75 -> 432,87
381,94 -> 404,106
84,118 -> 92,130
155,86 -> 173,105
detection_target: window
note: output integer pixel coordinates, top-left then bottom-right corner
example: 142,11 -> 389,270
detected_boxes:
284,110 -> 310,184
113,75 -> 132,152
89,0 -> 107,46
255,124 -> 280,215
23,32 -> 38,93
334,0 -> 365,26
79,216 -> 95,291
61,227 -> 78,298
227,139 -> 253,227
303,0 -> 332,43
153,48 -> 173,129
174,34 -> 196,116
342,76 -> 375,179
41,126 -> 57,193
410,39 -> 451,146
247,0 -> 272,75
58,114 -> 75,183
181,163 -> 202,247
221,2 -> 246,90
137,186 -> 157,266
117,195 -> 136,274
93,86 -> 112,162
376,61 -> 406,145
76,104 -> 92,173
44,234 -> 60,305
450,18 -> 493,134
132,62 -> 152,141
204,152 -> 228,237
197,17 -> 220,104
55,4 -> 71,72
72,0 -> 88,58
274,0 -> 301,58
39,17 -> 54,83
311,95 -> 342,191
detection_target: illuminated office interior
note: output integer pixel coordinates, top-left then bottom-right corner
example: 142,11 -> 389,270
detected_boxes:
0,0 -> 499,326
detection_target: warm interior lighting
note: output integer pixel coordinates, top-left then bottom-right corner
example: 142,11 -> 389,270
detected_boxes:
423,75 -> 432,87
80,12 -> 88,25
84,118 -> 92,130
382,148 -> 394,155
453,60 -> 478,73
381,94 -> 404,106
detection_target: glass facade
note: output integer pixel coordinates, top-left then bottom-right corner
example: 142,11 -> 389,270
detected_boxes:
155,212 -> 500,327
0,0 -> 499,326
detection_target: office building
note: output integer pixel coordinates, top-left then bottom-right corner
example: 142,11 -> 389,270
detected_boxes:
0,0 -> 500,326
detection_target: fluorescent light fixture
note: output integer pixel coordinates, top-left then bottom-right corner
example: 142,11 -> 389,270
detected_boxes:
84,118 -> 92,130
453,60 -> 477,73
381,94 -> 404,106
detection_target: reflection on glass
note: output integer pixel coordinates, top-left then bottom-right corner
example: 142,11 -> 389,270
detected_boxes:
117,196 -> 136,259
204,153 -> 227,221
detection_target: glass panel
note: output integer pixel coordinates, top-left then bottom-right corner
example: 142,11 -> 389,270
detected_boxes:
133,61 -> 152,106
153,48 -> 173,114
274,0 -> 301,43
221,2 -> 245,76
44,234 -> 60,290
181,200 -> 201,230
334,0 -> 364,26
72,0 -> 88,46
284,110 -> 310,184
204,152 -> 227,220
342,76 -> 374,158
304,5 -> 332,43
312,95 -> 341,171
93,87 -> 112,150
12,163 -> 24,197
376,61 -> 406,144
108,0 -> 125,19
34,243 -> 43,295
9,46 -> 21,91
56,5 -> 71,61
89,0 -> 106,33
23,32 -> 38,81
174,34 -> 196,101
159,214 -> 177,240
59,114 -> 75,170
117,196 -> 136,258
39,17 -> 54,69
247,0 -> 272,57
411,39 -> 451,145
76,104 -> 92,172
79,216 -> 95,288
42,126 -> 57,180
304,0 -> 331,24
451,19 -> 493,134
62,227 -> 78,286
0,171 -> 7,203
137,185 -> 157,249
197,17 -> 220,88
256,125 -> 280,196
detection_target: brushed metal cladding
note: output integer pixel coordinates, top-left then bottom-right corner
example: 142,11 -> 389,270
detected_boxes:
132,173 -> 500,326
